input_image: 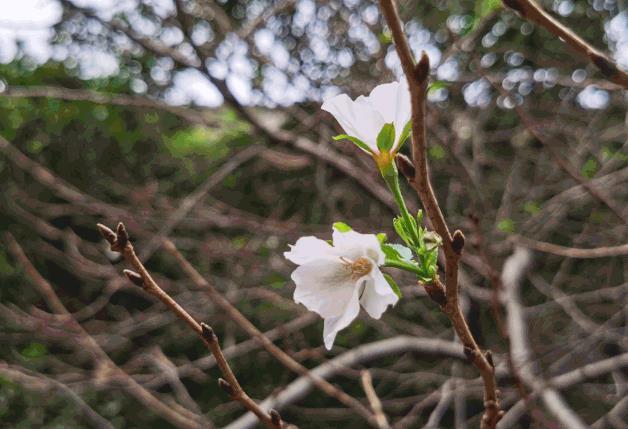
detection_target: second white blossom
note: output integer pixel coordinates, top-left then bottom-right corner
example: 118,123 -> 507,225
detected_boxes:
285,227 -> 399,349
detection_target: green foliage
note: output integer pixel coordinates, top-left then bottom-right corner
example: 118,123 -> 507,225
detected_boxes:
376,122 -> 396,152
383,273 -> 402,298
497,218 -> 516,233
332,221 -> 353,232
580,158 -> 598,179
333,134 -> 372,153
20,343 -> 47,359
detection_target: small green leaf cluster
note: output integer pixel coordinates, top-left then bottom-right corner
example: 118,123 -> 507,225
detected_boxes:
386,210 -> 441,283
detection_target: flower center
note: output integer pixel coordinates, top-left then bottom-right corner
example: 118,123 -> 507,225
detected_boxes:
348,257 -> 373,279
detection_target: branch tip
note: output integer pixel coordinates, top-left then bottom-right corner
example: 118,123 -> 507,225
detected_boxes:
96,223 -> 117,245
413,51 -> 430,84
452,230 -> 465,254
200,322 -> 215,342
115,222 -> 129,248
123,269 -> 144,287
218,378 -> 235,397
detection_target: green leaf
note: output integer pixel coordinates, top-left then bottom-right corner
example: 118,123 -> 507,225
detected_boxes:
21,343 -> 47,359
381,243 -> 403,261
393,217 -> 411,245
376,122 -> 396,152
497,218 -> 515,233
428,81 -> 449,94
581,158 -> 598,179
383,273 -> 402,298
428,145 -> 446,160
476,0 -> 502,20
333,134 -> 372,154
333,221 -> 352,232
398,121 -> 412,149
387,243 -> 413,261
377,232 -> 387,244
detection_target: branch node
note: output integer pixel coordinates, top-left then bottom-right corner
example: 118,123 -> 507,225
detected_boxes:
452,230 -> 465,254
413,51 -> 430,84
96,223 -> 117,246
123,269 -> 144,288
463,346 -> 475,362
269,409 -> 283,427
200,322 -> 216,343
395,153 -> 415,181
423,280 -> 446,308
218,378 -> 235,397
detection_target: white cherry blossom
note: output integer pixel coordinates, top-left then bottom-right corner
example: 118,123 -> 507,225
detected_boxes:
321,80 -> 411,155
284,228 -> 399,349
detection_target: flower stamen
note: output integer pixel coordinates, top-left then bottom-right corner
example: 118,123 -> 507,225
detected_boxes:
348,257 -> 373,279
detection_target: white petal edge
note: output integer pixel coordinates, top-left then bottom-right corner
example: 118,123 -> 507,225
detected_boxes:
284,236 -> 334,265
323,282 -> 362,349
360,269 -> 399,319
332,229 -> 385,265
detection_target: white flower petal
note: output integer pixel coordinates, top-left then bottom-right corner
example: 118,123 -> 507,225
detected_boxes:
322,92 -> 387,152
291,257 -> 355,319
321,94 -> 362,139
284,236 -> 334,265
392,81 -> 411,150
360,269 -> 399,319
367,82 -> 399,125
332,229 -> 385,265
323,283 -> 362,349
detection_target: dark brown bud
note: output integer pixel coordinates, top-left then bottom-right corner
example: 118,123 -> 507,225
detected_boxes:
463,346 -> 475,361
123,269 -> 144,288
423,280 -> 446,308
218,378 -> 235,397
96,223 -> 117,246
395,153 -> 415,181
485,350 -> 494,367
269,409 -> 282,427
590,52 -> 618,79
200,323 -> 215,343
115,222 -> 128,248
452,230 -> 465,254
414,51 -> 430,84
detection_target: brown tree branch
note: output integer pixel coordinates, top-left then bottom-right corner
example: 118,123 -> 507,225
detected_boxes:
378,1 -> 501,427
96,222 -> 284,429
6,233 -> 206,429
502,0 -> 628,88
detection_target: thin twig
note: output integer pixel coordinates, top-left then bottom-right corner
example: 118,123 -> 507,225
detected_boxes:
96,223 -> 284,429
361,370 -> 391,429
378,1 -> 501,427
502,0 -> 628,88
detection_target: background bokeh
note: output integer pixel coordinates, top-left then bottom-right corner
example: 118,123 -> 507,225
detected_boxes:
0,0 -> 626,428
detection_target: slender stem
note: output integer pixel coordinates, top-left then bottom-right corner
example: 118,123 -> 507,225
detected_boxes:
378,1 -> 501,428
382,167 -> 420,246
383,259 -> 423,276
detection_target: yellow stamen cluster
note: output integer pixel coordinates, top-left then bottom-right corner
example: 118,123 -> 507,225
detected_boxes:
348,257 -> 373,279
